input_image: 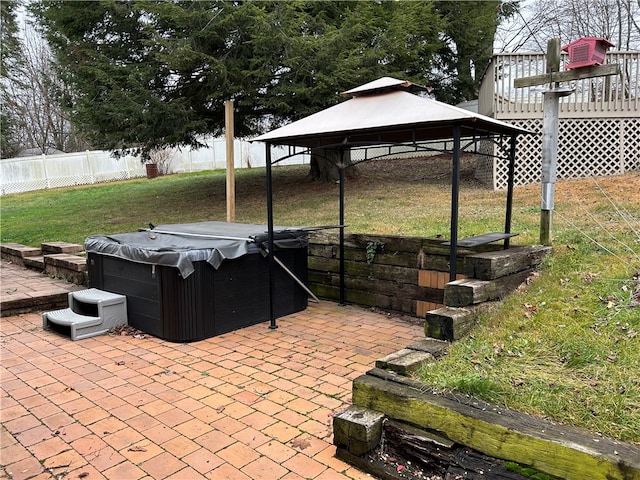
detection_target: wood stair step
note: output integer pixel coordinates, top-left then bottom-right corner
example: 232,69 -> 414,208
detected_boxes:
425,306 -> 475,341
376,348 -> 435,375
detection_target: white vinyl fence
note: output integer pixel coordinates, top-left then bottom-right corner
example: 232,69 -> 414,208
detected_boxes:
0,138 -> 309,195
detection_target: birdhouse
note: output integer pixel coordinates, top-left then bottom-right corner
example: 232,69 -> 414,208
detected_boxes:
562,37 -> 614,70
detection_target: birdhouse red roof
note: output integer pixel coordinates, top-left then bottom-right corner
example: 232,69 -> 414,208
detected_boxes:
562,37 -> 615,70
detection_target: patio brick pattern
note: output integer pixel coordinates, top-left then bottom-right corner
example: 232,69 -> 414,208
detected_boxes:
1,261 -> 423,479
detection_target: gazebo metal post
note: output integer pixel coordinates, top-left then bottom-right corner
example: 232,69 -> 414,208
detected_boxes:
504,134 -> 517,249
265,144 -> 277,329
338,149 -> 346,305
449,125 -> 461,282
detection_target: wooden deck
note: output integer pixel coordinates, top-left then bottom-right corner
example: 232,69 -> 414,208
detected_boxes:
476,50 -> 640,189
479,51 -> 640,119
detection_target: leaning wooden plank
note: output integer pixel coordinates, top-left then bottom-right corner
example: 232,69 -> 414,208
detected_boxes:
352,372 -> 640,480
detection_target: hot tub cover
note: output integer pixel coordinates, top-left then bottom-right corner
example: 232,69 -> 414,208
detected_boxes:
85,221 -> 308,278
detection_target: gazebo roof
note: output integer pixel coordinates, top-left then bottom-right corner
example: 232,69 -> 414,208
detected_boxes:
254,76 -> 529,148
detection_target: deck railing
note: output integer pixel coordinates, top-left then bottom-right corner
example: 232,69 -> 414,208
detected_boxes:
479,51 -> 640,119
477,50 -> 640,189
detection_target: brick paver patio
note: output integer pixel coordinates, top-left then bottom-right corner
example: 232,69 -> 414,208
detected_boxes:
1,269 -> 423,480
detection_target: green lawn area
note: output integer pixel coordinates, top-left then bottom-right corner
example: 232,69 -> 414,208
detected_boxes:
1,157 -> 639,444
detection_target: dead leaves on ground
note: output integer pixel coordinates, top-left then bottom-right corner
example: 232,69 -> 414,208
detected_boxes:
522,302 -> 539,319
290,436 -> 311,450
127,445 -> 147,452
109,324 -> 147,338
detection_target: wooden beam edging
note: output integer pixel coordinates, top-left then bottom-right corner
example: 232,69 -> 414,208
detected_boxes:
352,369 -> 640,480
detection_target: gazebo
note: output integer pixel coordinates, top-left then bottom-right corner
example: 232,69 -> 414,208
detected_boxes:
253,77 -> 531,328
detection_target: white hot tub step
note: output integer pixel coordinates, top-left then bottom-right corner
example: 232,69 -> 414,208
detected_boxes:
44,308 -> 100,327
71,288 -> 126,306
42,288 -> 128,341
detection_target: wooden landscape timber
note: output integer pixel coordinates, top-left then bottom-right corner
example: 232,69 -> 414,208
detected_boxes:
444,269 -> 534,307
307,231 -> 549,317
323,230 -> 630,478
378,419 -> 537,479
463,245 -> 550,280
424,306 -> 476,341
342,368 -> 640,480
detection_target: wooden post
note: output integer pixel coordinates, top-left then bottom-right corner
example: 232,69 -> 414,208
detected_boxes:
539,39 -> 561,246
513,39 -> 618,247
225,100 -> 235,223
449,125 -> 461,282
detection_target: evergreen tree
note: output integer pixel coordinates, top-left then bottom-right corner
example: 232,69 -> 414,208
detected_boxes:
435,0 -> 518,103
30,1 -> 517,160
30,1 -> 445,159
1,0 -> 23,158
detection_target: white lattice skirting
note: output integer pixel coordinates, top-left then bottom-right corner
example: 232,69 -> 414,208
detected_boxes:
478,117 -> 640,190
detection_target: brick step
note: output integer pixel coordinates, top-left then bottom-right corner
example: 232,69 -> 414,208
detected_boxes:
44,254 -> 87,285
44,254 -> 87,272
23,255 -> 45,270
1,289 -> 75,318
41,242 -> 84,255
0,243 -> 42,265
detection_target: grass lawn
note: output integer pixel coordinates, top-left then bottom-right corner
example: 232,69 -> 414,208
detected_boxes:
1,156 -> 639,444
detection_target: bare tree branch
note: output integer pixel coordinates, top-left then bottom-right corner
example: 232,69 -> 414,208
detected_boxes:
498,0 -> 640,53
3,11 -> 90,156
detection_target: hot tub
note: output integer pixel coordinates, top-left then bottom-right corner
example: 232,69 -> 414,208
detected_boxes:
85,222 -> 309,342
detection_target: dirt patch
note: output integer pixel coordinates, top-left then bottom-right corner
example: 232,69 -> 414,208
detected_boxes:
352,154 -> 480,186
